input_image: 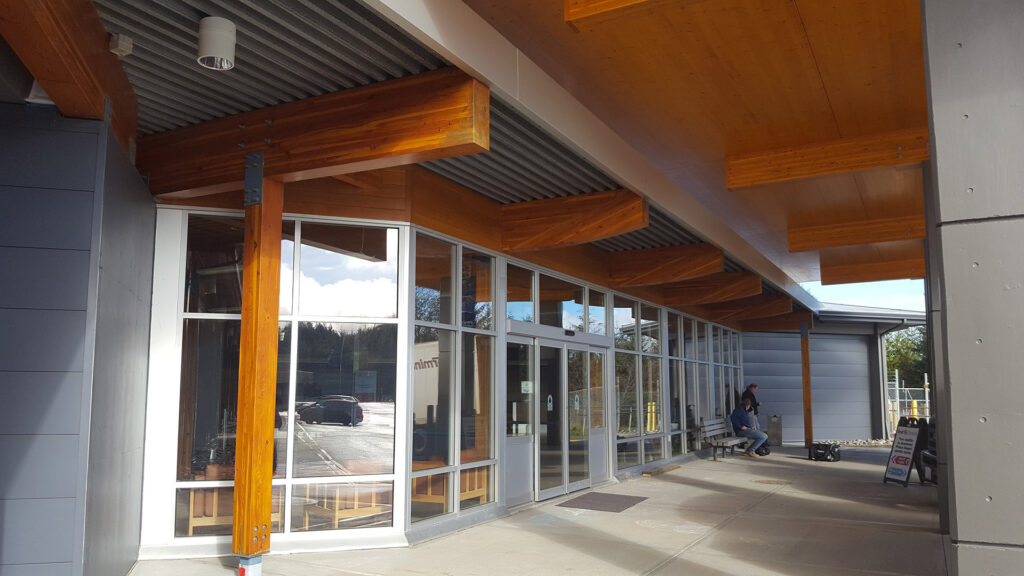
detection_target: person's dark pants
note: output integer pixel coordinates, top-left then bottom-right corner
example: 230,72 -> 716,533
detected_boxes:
738,429 -> 768,453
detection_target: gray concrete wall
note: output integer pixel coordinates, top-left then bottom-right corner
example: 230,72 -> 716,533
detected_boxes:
0,104 -> 99,576
742,332 -> 874,442
922,1 -> 1024,573
81,128 -> 154,576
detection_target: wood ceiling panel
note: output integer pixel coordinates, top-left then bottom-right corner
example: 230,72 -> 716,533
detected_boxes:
466,0 -> 838,159
464,0 -> 928,286
819,240 -> 925,284
796,0 -> 928,137
733,164 -> 924,234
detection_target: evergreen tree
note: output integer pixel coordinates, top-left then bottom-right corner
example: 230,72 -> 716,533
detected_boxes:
886,326 -> 928,388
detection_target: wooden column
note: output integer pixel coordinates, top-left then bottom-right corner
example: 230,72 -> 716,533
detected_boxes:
233,153 -> 282,556
801,321 -> 813,448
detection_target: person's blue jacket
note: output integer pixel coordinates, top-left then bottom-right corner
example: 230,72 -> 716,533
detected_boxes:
730,405 -> 753,433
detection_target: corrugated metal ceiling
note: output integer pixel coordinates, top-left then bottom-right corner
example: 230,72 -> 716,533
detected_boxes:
93,0 -> 755,279
94,0 -> 445,135
419,99 -> 619,203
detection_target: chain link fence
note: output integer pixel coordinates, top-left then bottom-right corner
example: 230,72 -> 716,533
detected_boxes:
886,370 -> 930,436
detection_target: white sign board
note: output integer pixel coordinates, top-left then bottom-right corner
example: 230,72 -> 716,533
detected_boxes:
884,424 -> 920,485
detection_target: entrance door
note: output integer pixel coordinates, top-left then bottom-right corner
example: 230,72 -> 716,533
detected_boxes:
536,340 -> 594,500
504,337 -> 535,507
566,346 -> 590,492
536,343 -> 566,500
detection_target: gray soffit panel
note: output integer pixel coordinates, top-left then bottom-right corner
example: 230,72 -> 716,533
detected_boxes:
94,0 -> 445,135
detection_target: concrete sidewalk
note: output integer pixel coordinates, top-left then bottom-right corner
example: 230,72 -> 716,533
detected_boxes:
131,446 -> 944,576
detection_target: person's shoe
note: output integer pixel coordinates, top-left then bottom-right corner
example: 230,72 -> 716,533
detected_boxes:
746,451 -> 759,458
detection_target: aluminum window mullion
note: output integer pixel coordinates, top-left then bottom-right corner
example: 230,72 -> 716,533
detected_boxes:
452,246 -> 464,513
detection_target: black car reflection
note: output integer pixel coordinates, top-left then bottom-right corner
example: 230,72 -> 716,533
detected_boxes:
298,395 -> 364,426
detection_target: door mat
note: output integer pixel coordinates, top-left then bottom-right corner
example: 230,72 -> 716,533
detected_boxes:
556,492 -> 648,513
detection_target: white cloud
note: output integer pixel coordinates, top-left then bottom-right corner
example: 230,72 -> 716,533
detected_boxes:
298,271 -> 397,317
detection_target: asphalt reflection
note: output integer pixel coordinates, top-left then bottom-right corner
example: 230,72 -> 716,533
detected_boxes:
291,401 -> 395,477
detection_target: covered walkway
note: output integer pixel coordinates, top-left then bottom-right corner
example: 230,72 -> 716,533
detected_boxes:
131,446 -> 943,576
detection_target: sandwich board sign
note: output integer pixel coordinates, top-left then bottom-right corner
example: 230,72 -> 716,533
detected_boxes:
884,420 -> 920,486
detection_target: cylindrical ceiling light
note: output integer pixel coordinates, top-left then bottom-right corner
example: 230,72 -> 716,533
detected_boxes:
197,16 -> 236,70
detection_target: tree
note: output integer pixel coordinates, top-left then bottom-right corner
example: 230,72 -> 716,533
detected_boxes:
886,326 -> 928,388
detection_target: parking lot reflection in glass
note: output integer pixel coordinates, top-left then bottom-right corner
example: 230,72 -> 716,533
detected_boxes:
291,322 -> 397,478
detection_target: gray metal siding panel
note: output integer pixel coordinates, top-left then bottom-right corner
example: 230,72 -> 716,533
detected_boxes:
0,435 -> 79,498
1,105 -> 102,576
81,131 -> 154,576
0,498 -> 76,565
0,564 -> 73,576
0,309 -> 87,372
0,372 -> 83,435
742,362 -> 802,378
0,124 -> 97,191
743,332 -> 873,442
0,248 -> 91,310
0,188 -> 93,250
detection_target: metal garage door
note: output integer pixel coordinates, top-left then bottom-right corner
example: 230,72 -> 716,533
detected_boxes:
742,332 -> 872,443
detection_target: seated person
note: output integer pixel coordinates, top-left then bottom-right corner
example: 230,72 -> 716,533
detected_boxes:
730,397 -> 768,458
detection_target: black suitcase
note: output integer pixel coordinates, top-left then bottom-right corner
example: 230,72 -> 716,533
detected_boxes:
808,442 -> 841,462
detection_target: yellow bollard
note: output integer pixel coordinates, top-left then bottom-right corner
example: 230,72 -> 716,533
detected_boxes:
646,402 -> 657,432
911,400 -> 919,417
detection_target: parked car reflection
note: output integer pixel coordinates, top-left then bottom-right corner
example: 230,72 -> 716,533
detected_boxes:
298,395 -> 364,426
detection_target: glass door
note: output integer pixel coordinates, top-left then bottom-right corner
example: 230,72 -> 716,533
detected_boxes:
566,346 -> 590,491
535,340 -> 595,500
536,343 -> 565,500
504,337 -> 535,507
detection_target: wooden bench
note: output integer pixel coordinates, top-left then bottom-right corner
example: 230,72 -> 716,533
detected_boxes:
301,482 -> 388,530
700,417 -> 747,461
411,466 -> 490,506
187,486 -> 282,535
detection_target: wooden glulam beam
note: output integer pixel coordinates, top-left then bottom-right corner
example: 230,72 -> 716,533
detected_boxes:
699,294 -> 792,323
819,243 -> 926,285
740,310 -> 814,332
565,0 -> 653,22
661,272 -> 762,306
788,214 -> 926,252
607,243 -> 722,287
500,189 -> 648,252
726,127 -> 930,189
0,0 -> 137,150
138,67 -> 489,198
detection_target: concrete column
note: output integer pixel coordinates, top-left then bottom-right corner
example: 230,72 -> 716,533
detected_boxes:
922,1 -> 1024,573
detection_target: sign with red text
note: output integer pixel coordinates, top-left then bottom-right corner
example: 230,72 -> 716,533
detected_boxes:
884,423 -> 920,486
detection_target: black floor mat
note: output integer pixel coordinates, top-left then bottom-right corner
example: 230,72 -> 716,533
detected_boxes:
556,492 -> 648,513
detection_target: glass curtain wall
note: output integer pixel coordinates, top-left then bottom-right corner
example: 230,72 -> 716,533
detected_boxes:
411,234 -> 495,523
613,299 -> 743,469
613,298 -> 666,468
175,215 -> 399,537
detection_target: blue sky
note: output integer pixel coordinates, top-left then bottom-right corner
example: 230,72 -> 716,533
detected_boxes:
799,279 -> 925,311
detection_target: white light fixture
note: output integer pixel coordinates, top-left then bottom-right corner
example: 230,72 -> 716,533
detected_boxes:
197,16 -> 236,70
